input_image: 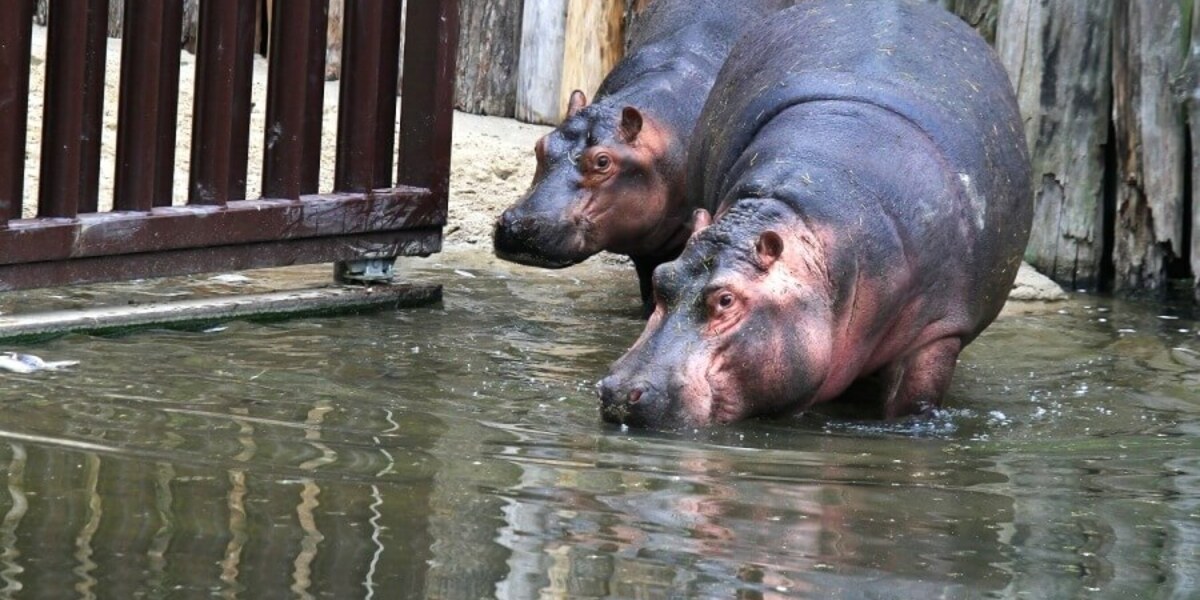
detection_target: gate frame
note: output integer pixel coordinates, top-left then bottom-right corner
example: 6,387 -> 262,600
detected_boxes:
0,0 -> 459,293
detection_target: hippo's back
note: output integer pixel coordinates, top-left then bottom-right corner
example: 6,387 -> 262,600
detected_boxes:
596,0 -> 791,134
690,0 -> 1032,333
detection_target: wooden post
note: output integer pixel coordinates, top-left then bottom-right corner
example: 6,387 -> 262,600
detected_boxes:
560,0 -> 624,114
516,0 -> 567,124
456,0 -> 523,117
996,0 -> 1115,290
1112,0 -> 1188,291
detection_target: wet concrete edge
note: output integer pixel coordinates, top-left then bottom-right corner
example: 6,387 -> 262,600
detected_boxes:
0,284 -> 443,344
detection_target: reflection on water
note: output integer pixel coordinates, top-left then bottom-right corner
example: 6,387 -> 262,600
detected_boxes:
0,249 -> 1197,598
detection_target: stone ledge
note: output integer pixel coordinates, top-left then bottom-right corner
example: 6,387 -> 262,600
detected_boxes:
0,284 -> 442,343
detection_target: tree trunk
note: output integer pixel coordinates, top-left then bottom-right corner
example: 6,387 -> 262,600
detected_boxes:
996,0 -> 1115,290
934,0 -> 1000,44
455,0 -> 524,117
516,0 -> 568,124
1112,0 -> 1188,291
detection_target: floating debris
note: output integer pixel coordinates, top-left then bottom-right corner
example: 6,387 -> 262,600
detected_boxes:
209,274 -> 253,284
454,270 -> 478,279
0,352 -> 79,374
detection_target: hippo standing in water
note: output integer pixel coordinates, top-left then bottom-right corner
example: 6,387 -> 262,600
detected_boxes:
600,0 -> 1033,428
493,0 -> 793,315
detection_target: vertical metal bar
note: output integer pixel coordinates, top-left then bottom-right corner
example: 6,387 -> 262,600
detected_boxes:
398,0 -> 460,209
39,0 -> 108,219
0,0 -> 35,226
114,0 -> 184,212
334,0 -> 402,192
189,0 -> 257,206
263,0 -> 328,200
78,0 -> 109,214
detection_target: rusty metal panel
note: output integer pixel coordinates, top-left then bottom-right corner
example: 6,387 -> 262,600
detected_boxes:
398,0 -> 460,208
189,0 -> 257,206
0,0 -> 36,227
114,0 -> 184,212
263,0 -> 328,200
335,0 -> 403,193
0,188 -> 440,266
0,229 -> 442,293
39,0 -> 108,219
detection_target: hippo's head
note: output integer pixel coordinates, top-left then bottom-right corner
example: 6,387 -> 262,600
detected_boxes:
494,91 -> 685,268
598,199 -> 835,429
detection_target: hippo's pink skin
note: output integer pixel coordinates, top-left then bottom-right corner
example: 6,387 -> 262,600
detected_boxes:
599,0 -> 1032,429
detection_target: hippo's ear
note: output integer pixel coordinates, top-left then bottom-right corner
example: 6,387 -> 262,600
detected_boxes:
689,209 -> 712,237
567,90 -> 588,118
620,107 -> 643,143
755,230 -> 784,270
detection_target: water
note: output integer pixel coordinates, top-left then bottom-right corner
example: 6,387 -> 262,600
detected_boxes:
0,249 -> 1197,599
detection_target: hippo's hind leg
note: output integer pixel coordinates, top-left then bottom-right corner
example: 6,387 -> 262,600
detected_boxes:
879,337 -> 963,418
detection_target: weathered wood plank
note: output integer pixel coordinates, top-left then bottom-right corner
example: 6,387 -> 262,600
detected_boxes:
1112,0 -> 1188,291
516,0 -> 567,124
996,0 -> 1115,290
1190,0 -> 1199,302
560,0 -> 624,113
456,0 -> 523,117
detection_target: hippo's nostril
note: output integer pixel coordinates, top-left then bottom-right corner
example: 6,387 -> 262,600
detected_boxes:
628,388 -> 643,405
496,210 -> 517,232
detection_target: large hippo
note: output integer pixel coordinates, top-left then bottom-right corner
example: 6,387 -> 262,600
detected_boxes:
493,0 -> 792,315
599,0 -> 1033,428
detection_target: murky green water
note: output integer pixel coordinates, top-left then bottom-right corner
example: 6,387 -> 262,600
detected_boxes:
0,249 -> 1197,599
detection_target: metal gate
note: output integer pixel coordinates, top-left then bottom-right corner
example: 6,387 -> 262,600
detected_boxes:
0,0 -> 458,292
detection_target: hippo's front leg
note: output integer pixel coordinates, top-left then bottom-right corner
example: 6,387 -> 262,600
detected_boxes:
879,337 -> 963,418
633,257 -> 659,318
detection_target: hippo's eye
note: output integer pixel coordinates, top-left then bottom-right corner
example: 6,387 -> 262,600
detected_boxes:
594,154 -> 612,173
707,290 -> 738,321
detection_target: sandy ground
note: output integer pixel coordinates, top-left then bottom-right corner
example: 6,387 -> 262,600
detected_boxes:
17,25 -> 1062,303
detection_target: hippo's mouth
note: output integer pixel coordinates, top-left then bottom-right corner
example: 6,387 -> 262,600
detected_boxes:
493,247 -> 586,269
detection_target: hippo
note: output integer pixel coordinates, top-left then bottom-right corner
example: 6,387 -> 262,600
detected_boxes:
599,0 -> 1033,428
493,0 -> 794,315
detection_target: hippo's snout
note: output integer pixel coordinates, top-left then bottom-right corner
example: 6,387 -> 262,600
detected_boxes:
598,376 -> 666,428
493,208 -> 591,269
